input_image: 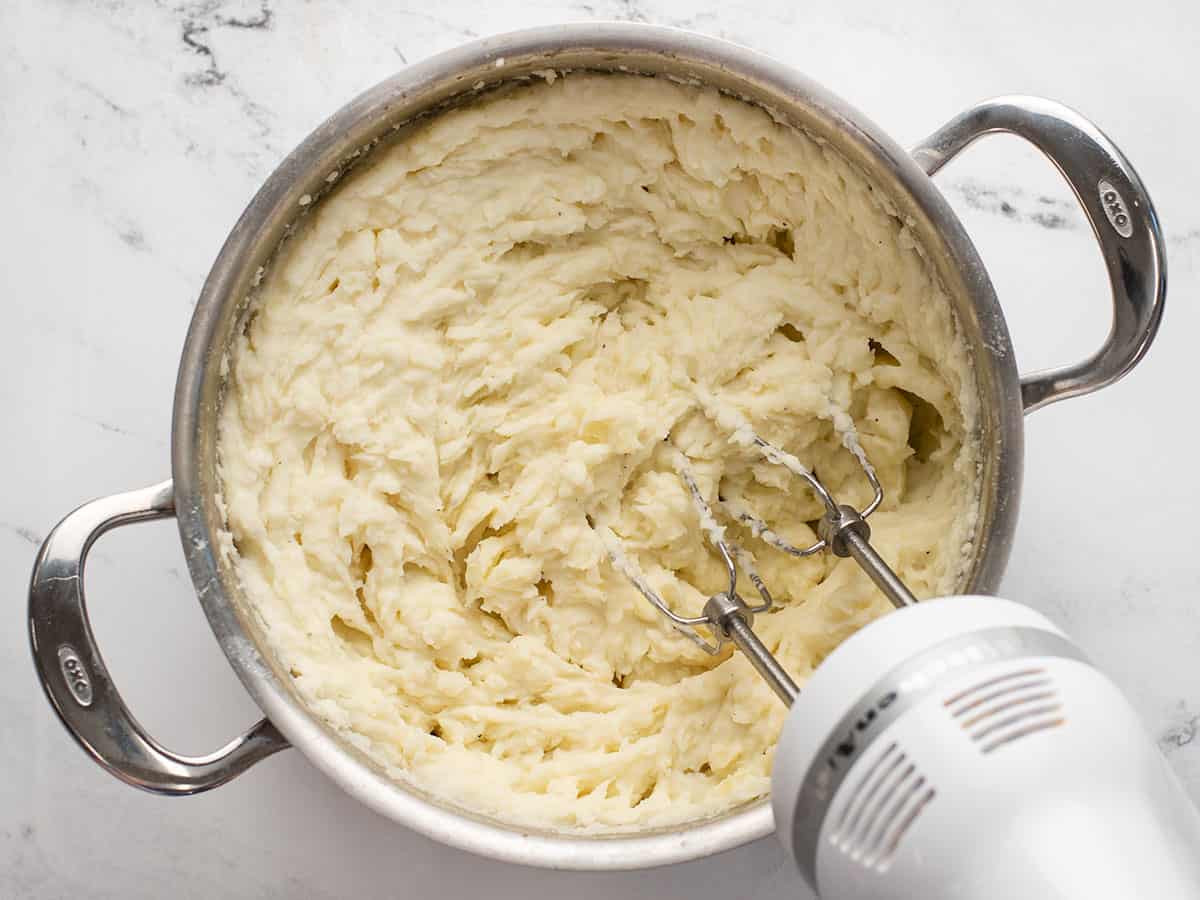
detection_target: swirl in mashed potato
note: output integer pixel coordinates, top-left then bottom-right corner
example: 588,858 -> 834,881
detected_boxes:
218,73 -> 978,830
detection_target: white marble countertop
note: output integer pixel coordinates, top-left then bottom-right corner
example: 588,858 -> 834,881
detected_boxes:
4,1 -> 1199,897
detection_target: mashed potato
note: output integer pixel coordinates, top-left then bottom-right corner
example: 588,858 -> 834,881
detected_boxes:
218,73 -> 978,830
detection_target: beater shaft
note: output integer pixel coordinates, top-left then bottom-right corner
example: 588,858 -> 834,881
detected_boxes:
703,591 -> 800,704
818,504 -> 918,609
724,617 -> 800,704
839,529 -> 917,609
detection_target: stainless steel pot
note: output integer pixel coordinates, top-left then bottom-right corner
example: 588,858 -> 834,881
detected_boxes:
28,23 -> 1164,870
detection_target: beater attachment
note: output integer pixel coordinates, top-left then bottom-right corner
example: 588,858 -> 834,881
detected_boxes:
604,427 -> 917,705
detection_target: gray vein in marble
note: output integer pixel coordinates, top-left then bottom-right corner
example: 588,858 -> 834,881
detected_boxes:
181,19 -> 226,87
2,524 -> 42,546
79,417 -> 135,438
569,0 -> 770,39
611,0 -> 649,23
659,10 -> 724,35
26,315 -> 117,362
168,0 -> 277,155
93,418 -> 136,438
118,224 -> 150,252
177,0 -> 273,89
395,9 -> 479,40
1160,706 -> 1200,753
570,0 -> 654,23
0,822 -> 47,900
951,179 -> 1078,230
70,177 -> 156,260
174,0 -> 277,88
952,180 -> 1200,246
74,415 -> 168,449
66,76 -> 132,119
214,0 -> 272,30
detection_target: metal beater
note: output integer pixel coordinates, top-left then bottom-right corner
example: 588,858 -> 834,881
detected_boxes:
607,428 -> 917,705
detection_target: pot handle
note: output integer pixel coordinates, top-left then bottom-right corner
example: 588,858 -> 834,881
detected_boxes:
910,96 -> 1165,414
28,480 -> 289,794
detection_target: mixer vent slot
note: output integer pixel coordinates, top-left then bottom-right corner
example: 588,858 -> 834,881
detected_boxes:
944,666 -> 1065,752
828,741 -> 936,872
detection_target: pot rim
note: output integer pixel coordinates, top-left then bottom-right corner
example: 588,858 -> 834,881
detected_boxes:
171,22 -> 1022,870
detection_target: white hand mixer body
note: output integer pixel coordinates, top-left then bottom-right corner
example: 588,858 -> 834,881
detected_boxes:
775,595 -> 1200,899
606,432 -> 1200,899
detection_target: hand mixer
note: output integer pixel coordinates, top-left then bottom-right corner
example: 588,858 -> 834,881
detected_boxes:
609,427 -> 1200,899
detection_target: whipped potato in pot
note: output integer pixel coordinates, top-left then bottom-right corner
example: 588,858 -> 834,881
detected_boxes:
218,73 -> 978,830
